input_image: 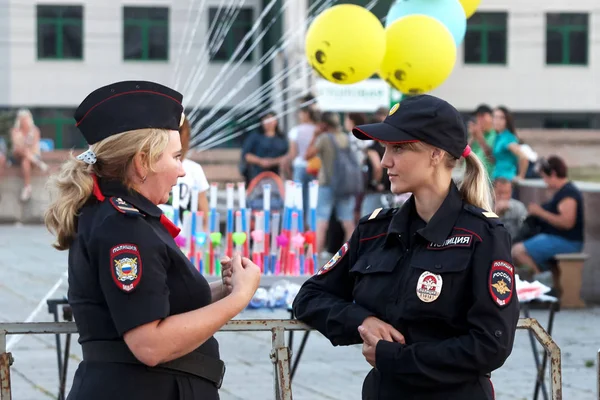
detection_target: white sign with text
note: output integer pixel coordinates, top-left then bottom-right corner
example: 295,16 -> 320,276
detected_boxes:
315,79 -> 390,112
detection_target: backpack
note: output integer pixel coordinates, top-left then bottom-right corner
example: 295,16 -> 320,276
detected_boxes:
326,133 -> 364,198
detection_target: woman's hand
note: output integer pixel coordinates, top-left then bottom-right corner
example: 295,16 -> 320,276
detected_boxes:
360,316 -> 405,343
230,255 -> 261,302
528,203 -> 543,217
220,256 -> 233,296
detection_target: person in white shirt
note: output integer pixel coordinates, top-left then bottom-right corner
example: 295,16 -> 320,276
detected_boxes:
345,112 -> 371,167
286,106 -> 319,221
520,141 -> 541,179
176,117 -> 210,229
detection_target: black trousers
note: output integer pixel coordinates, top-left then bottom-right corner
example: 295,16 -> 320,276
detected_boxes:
361,369 -> 495,400
67,361 -> 219,400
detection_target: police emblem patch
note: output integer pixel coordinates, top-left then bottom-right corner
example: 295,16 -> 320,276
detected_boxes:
489,260 -> 514,307
110,244 -> 142,293
317,242 -> 349,276
416,271 -> 443,302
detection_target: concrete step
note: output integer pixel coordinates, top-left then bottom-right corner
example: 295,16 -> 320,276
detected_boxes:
0,175 -> 53,223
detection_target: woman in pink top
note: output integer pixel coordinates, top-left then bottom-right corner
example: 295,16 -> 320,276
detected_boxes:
10,109 -> 48,201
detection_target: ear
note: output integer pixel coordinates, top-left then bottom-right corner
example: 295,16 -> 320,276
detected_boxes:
132,152 -> 149,179
430,148 -> 444,166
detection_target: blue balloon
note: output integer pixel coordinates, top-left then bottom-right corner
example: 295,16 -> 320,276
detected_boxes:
385,0 -> 467,46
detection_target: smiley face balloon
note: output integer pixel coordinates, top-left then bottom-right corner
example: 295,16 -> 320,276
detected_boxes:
380,14 -> 457,95
305,4 -> 386,85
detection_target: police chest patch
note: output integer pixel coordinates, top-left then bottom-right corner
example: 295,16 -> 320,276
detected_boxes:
317,242 -> 349,276
427,234 -> 473,250
489,260 -> 514,307
416,271 -> 443,303
110,244 -> 142,293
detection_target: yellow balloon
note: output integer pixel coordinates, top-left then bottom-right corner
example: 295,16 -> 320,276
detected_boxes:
459,0 -> 481,18
305,4 -> 386,85
379,15 -> 456,95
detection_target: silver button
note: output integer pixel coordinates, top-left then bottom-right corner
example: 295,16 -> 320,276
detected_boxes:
366,265 -> 371,270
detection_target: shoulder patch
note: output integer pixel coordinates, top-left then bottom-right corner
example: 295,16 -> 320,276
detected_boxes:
109,197 -> 144,217
464,204 -> 503,227
110,244 -> 142,293
317,242 -> 349,276
369,208 -> 382,220
359,208 -> 396,224
482,211 -> 499,218
489,260 -> 514,307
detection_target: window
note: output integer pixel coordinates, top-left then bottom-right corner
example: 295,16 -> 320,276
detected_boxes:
464,12 -> 507,65
123,7 -> 169,61
543,117 -> 591,129
34,108 -> 83,149
208,7 -> 254,62
307,0 -> 388,20
546,13 -> 588,65
37,5 -> 83,60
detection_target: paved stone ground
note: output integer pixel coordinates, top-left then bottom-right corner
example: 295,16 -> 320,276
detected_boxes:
0,225 -> 598,400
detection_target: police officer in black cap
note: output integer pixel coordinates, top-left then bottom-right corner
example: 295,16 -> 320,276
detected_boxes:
44,80 -> 261,400
293,94 -> 519,400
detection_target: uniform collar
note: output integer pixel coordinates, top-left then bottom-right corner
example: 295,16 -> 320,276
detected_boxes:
99,179 -> 163,218
387,181 -> 463,246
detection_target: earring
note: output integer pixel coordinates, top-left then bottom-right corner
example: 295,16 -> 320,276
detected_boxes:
142,175 -> 147,183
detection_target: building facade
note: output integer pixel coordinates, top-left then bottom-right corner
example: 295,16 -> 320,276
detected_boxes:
1,0 -> 274,149
1,0 -> 599,151
433,0 -> 600,129
296,0 -> 600,129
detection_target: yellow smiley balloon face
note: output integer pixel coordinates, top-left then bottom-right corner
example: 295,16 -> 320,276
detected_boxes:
305,4 -> 386,85
379,14 -> 457,95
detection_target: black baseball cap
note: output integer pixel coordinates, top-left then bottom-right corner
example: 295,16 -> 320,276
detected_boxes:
352,94 -> 470,159
75,80 -> 184,145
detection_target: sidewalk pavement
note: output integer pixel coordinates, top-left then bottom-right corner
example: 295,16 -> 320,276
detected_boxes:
0,225 -> 598,400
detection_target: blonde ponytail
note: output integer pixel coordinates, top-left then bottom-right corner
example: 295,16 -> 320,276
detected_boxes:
44,158 -> 94,250
44,128 -> 170,251
459,152 -> 493,212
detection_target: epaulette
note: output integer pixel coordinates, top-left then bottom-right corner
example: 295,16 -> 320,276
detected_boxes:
109,197 -> 144,217
464,204 -> 503,227
359,207 -> 396,224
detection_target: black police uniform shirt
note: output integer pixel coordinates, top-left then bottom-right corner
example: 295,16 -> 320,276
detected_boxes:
293,182 -> 520,400
67,179 -> 219,400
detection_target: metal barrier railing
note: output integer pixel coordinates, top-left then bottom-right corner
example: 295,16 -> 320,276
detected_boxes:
1,318 -> 563,400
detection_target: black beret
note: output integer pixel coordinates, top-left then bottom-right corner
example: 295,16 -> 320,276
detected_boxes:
75,80 -> 184,145
352,94 -> 468,159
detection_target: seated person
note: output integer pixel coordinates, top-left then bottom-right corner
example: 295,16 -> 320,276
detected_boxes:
10,109 -> 49,201
0,137 -> 7,180
512,156 -> 584,275
494,177 -> 527,239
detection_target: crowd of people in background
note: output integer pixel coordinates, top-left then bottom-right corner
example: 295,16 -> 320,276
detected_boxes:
0,98 -> 586,286
236,98 -> 586,284
469,103 -> 585,284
